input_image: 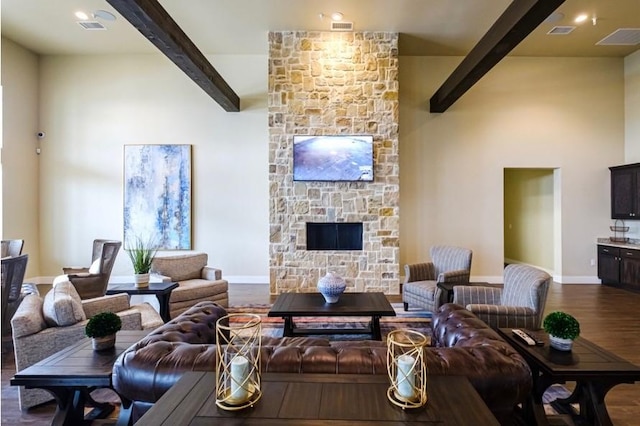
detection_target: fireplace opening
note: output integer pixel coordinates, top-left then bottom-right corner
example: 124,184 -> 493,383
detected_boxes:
306,222 -> 363,251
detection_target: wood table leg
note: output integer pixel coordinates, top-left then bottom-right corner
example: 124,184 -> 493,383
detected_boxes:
371,316 -> 382,340
156,294 -> 172,322
282,316 -> 293,337
42,386 -> 114,426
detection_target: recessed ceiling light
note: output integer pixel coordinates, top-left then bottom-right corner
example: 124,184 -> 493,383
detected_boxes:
75,11 -> 89,20
574,14 -> 588,24
331,12 -> 344,21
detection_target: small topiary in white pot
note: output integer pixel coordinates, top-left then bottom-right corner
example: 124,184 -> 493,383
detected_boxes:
543,311 -> 580,351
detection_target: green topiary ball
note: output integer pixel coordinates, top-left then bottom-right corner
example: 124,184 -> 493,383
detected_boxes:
85,312 -> 122,338
543,311 -> 580,340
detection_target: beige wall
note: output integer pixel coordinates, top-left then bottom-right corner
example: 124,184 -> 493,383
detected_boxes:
399,56 -> 624,282
504,168 -> 554,272
1,38 -> 40,277
625,50 -> 640,164
35,53 -> 270,280
624,50 -> 640,240
3,37 -> 635,283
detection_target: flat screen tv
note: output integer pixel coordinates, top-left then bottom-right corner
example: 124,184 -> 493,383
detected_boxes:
293,135 -> 374,182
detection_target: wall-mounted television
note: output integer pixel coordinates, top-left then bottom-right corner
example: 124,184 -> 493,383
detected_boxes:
293,135 -> 374,182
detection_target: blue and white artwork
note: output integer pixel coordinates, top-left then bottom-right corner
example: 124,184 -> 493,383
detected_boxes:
123,144 -> 192,250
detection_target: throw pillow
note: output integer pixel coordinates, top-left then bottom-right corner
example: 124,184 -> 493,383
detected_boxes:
88,258 -> 101,274
42,280 -> 86,327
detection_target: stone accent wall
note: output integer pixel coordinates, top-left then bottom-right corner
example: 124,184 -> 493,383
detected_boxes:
268,31 -> 399,295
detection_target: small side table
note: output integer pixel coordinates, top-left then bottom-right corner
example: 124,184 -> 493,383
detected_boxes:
106,281 -> 178,322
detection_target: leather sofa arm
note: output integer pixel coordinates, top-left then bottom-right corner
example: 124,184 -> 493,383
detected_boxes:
403,262 -> 435,283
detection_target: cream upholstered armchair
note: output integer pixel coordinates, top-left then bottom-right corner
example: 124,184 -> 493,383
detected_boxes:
402,245 -> 472,313
63,239 -> 121,299
452,264 -> 551,330
151,252 -> 229,319
11,278 -> 163,409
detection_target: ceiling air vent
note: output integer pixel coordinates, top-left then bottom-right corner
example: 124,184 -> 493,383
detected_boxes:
77,21 -> 106,30
597,28 -> 640,46
547,26 -> 575,35
331,21 -> 354,31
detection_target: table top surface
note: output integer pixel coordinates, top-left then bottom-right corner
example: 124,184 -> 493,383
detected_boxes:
106,281 -> 178,294
497,328 -> 640,379
268,292 -> 396,317
11,330 -> 149,386
137,372 -> 499,426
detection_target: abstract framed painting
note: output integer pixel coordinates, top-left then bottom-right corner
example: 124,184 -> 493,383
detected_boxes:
123,144 -> 192,250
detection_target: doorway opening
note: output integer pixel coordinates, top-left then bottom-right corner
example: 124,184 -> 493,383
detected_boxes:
503,168 -> 560,277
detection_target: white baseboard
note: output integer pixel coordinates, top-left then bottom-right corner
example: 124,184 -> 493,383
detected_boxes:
226,276 -> 269,284
553,275 -> 601,284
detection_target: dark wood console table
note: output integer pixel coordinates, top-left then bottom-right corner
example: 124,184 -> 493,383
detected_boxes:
497,328 -> 640,426
106,281 -> 178,322
268,292 -> 396,340
10,330 -> 148,426
136,372 -> 499,425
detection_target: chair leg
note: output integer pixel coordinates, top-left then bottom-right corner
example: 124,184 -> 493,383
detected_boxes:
403,302 -> 408,311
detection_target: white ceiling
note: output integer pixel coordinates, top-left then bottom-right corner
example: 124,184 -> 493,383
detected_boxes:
2,0 -> 639,57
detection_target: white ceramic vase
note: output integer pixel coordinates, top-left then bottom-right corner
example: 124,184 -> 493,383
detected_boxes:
317,272 -> 346,303
134,273 -> 150,288
549,335 -> 573,351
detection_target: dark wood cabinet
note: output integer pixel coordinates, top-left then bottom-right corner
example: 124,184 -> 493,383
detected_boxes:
598,245 -> 620,283
610,163 -> 640,220
620,249 -> 640,290
598,244 -> 640,292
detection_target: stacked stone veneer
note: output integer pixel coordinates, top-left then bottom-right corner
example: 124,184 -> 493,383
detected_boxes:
268,31 -> 399,295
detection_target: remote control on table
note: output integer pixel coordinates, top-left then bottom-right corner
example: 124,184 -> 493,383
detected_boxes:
512,329 -> 538,346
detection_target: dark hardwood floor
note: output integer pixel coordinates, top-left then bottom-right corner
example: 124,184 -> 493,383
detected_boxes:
2,282 -> 639,425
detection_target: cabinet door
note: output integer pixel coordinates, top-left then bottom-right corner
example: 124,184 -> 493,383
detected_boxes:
611,169 -> 636,219
598,246 -> 620,283
621,249 -> 640,290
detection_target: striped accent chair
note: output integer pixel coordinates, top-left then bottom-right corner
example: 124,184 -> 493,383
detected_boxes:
402,245 -> 472,313
452,264 -> 551,330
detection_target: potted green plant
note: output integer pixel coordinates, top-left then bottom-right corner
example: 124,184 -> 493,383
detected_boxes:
543,311 -> 580,351
126,237 -> 158,288
85,312 -> 122,351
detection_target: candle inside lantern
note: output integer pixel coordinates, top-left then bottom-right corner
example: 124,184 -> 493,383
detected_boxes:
230,355 -> 250,401
396,354 -> 416,400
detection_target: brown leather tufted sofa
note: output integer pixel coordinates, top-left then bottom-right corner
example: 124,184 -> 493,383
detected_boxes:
112,302 -> 531,425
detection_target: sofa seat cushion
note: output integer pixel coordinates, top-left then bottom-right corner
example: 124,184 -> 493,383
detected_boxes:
42,281 -> 86,326
151,253 -> 208,281
170,279 -> 228,303
403,280 -> 437,301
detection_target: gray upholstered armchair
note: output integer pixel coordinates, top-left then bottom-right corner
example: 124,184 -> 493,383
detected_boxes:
63,239 -> 122,299
402,245 -> 472,313
452,264 -> 551,330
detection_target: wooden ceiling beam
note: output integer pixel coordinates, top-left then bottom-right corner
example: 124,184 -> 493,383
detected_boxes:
106,0 -> 240,112
429,0 -> 565,113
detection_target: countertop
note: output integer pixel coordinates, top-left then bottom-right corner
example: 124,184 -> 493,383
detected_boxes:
597,237 -> 640,250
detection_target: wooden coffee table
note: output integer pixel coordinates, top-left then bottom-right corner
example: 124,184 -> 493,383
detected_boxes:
10,330 -> 148,426
497,328 -> 640,426
268,292 -> 396,340
136,371 -> 499,425
106,280 -> 178,322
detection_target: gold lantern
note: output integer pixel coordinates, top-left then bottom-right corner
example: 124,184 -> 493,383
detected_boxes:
215,313 -> 262,410
386,329 -> 428,409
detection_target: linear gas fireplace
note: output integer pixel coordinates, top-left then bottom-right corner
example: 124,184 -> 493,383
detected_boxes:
306,222 -> 363,251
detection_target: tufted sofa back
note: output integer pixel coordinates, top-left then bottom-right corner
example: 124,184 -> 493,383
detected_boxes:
112,301 -> 531,425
